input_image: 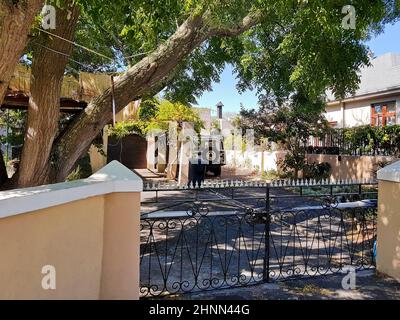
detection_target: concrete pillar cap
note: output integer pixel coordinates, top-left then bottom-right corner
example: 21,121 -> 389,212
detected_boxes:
377,160 -> 400,183
0,161 -> 142,218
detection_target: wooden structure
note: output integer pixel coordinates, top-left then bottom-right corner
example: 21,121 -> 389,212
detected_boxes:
1,64 -> 113,113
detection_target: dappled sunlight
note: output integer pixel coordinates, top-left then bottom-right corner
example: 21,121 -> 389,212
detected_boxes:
26,127 -> 37,140
381,216 -> 389,226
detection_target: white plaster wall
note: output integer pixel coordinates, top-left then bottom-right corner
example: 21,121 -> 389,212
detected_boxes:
325,95 -> 400,128
225,150 -> 281,172
343,102 -> 371,127
324,105 -> 343,128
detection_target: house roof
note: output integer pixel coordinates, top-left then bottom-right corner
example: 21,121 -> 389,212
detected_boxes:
327,52 -> 400,103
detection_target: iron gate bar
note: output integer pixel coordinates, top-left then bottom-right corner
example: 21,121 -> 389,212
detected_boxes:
140,179 -> 378,298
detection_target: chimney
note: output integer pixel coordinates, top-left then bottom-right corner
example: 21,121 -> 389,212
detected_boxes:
216,101 -> 223,119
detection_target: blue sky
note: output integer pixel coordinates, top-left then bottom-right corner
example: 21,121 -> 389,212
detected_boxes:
193,21 -> 400,115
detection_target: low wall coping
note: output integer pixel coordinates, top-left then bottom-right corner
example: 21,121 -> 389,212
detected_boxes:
0,161 -> 143,219
377,160 -> 400,183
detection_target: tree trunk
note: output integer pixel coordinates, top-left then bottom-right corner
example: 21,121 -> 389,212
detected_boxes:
17,2 -> 80,188
52,11 -> 260,182
0,0 -> 44,106
0,149 -> 7,185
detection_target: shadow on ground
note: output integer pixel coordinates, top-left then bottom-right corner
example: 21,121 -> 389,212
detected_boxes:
167,271 -> 400,300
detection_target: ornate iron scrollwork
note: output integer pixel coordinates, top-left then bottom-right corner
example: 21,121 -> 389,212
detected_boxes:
322,196 -> 339,208
186,201 -> 209,216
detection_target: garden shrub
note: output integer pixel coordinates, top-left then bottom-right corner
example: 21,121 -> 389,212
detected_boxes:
303,162 -> 331,180
66,153 -> 92,181
341,125 -> 400,156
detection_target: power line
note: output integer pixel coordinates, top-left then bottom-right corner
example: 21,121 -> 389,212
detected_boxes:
35,27 -> 153,63
32,41 -> 124,76
35,27 -> 115,62
32,41 -> 89,70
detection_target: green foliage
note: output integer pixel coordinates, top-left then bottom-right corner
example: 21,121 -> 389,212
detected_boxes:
41,0 -> 398,105
65,153 -> 92,181
303,162 -> 331,181
232,1 -> 395,103
107,120 -> 149,139
261,169 -> 280,180
237,92 -> 330,178
108,99 -> 204,139
0,110 -> 27,148
138,97 -> 159,121
146,99 -> 204,133
340,125 -> 400,155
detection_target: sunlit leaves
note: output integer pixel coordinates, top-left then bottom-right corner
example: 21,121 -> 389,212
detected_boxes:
60,1 -> 399,105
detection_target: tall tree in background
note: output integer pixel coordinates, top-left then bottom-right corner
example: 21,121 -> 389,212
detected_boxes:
236,94 -> 329,178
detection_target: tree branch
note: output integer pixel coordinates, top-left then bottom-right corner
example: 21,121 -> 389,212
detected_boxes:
207,11 -> 261,37
52,10 -> 263,182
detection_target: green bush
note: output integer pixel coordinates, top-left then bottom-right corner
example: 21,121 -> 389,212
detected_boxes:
303,162 -> 331,180
262,169 -> 280,180
66,153 -> 92,181
341,125 -> 400,156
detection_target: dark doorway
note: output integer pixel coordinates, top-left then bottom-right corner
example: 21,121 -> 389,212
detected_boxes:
107,134 -> 147,169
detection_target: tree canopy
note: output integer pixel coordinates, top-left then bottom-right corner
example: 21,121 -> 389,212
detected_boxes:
1,0 -> 400,188
26,0 -> 400,104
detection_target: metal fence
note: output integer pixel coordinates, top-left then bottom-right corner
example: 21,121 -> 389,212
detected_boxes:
306,127 -> 400,156
140,179 -> 378,298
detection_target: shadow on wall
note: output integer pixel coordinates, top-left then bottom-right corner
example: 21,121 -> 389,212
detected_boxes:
307,154 -> 398,181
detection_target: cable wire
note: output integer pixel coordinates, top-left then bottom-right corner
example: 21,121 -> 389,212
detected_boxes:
35,27 -> 153,63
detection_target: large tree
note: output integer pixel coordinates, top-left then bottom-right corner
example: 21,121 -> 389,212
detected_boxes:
0,0 -> 44,185
2,0 -> 399,189
0,0 -> 44,105
17,1 -> 80,187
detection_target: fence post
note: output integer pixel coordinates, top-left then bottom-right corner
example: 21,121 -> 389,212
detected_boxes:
98,162 -> 143,299
376,160 -> 400,281
263,183 -> 271,282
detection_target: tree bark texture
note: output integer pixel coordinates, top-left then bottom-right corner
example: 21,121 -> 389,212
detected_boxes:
0,0 -> 44,105
17,1 -> 80,187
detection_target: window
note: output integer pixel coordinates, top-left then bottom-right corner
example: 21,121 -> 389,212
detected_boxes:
371,102 -> 397,127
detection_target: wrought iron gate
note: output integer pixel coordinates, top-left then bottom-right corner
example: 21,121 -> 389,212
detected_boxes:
140,179 -> 377,298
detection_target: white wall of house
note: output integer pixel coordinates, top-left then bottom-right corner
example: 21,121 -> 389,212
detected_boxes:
324,52 -> 400,128
325,95 -> 400,128
343,101 -> 371,127
324,104 -> 343,127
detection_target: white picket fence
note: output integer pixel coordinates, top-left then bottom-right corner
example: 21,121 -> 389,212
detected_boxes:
143,177 -> 378,191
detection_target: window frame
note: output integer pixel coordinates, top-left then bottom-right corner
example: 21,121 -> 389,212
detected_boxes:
371,101 -> 397,127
